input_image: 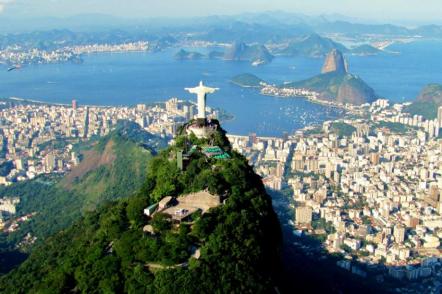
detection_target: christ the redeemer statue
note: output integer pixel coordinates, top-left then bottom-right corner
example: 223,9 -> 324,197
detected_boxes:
185,81 -> 219,120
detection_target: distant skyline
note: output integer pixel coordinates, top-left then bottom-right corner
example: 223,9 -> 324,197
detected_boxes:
0,0 -> 442,25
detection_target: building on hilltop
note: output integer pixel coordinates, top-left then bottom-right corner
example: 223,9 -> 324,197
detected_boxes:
144,190 -> 221,223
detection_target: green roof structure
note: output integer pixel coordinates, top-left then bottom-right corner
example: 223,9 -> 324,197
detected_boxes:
202,146 -> 230,160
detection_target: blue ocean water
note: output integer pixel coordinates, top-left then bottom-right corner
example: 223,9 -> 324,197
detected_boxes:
347,40 -> 442,102
0,40 -> 441,136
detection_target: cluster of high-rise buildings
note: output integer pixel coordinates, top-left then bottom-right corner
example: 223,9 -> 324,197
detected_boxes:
227,133 -> 291,190
0,97 -> 219,186
371,99 -> 442,139
70,41 -> 150,55
0,48 -> 79,65
230,99 -> 442,291
0,42 -> 151,65
1,91 -> 441,290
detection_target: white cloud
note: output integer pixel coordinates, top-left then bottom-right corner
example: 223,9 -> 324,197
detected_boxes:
0,0 -> 15,13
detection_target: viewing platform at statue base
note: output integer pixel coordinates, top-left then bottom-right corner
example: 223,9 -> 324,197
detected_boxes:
185,118 -> 218,139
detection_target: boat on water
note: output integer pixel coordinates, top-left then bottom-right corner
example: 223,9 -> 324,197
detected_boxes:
251,59 -> 266,67
7,65 -> 22,72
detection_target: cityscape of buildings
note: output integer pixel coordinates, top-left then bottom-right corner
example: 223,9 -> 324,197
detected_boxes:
1,92 -> 442,291
0,41 -> 151,65
228,100 -> 442,292
0,97 -> 224,185
0,96 -> 226,234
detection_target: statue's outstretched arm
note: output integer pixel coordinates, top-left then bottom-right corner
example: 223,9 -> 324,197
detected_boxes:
205,87 -> 220,94
185,88 -> 199,94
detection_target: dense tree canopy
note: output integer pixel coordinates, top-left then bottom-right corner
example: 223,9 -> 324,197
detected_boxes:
0,122 -> 167,271
0,122 -> 281,293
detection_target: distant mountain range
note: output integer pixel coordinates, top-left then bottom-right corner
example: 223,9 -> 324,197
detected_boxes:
201,34 -> 385,67
174,42 -> 273,65
1,12 -> 441,37
275,33 -> 387,58
1,11 -> 442,52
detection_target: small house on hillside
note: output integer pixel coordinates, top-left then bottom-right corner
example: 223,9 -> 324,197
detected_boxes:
158,196 -> 175,210
143,203 -> 158,217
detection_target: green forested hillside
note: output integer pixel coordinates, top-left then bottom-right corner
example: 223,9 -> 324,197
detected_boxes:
286,71 -> 377,105
0,120 -> 281,293
404,84 -> 442,120
0,121 -> 167,267
330,122 -> 356,137
231,73 -> 266,88
403,101 -> 438,120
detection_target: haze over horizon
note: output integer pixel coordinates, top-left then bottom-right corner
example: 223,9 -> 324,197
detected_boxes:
0,0 -> 441,26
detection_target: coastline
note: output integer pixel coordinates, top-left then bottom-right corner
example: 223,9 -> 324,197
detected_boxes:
235,84 -> 352,111
3,97 -> 117,108
229,80 -> 262,89
2,96 -> 236,126
2,96 -> 182,109
259,92 -> 344,109
229,76 -> 353,112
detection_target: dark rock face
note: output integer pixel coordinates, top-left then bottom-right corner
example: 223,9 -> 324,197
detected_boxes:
224,41 -> 273,64
174,49 -> 204,60
336,74 -> 377,105
224,41 -> 247,60
321,49 -> 348,74
417,83 -> 442,105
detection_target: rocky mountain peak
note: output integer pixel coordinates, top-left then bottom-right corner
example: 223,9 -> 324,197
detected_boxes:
321,49 -> 348,74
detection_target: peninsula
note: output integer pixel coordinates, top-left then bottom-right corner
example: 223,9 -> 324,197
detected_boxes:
232,49 -> 378,106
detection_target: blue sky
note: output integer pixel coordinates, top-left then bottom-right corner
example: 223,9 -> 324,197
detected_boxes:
1,0 -> 442,24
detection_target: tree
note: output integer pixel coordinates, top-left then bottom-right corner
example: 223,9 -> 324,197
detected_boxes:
126,197 -> 149,228
151,213 -> 171,233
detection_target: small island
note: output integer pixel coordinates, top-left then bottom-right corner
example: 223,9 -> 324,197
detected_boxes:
350,44 -> 383,56
220,41 -> 274,65
230,73 -> 267,88
174,49 -> 204,60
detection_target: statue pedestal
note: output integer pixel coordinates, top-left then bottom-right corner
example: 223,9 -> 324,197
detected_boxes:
186,120 -> 217,139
